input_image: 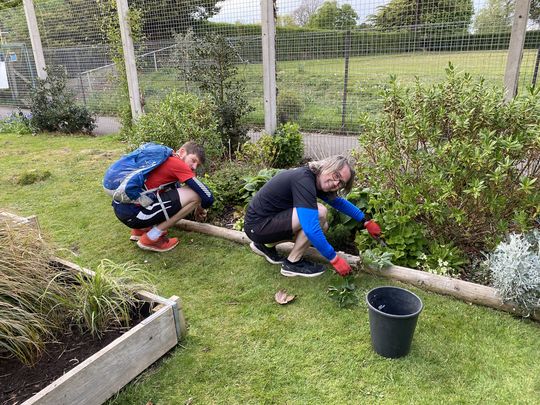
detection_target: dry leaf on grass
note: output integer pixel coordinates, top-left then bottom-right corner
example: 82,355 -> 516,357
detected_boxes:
274,289 -> 296,305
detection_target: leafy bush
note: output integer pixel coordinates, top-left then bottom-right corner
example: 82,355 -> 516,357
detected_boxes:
416,242 -> 467,277
0,111 -> 32,134
486,232 -> 540,315
241,168 -> 284,205
203,162 -> 257,221
173,30 -> 254,153
356,64 -> 540,263
277,90 -> 305,123
239,123 -> 304,168
361,250 -> 394,271
29,67 -> 95,134
337,188 -> 458,270
125,91 -> 223,160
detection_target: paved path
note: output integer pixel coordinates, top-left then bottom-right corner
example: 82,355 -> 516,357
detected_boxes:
0,105 -> 358,156
0,105 -> 121,136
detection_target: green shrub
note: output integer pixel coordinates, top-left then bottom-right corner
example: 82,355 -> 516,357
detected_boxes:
487,232 -> 540,315
416,242 -> 467,277
0,111 -> 32,134
241,168 -> 284,205
239,123 -> 303,168
277,90 -> 305,123
356,64 -> 540,265
334,188 -> 428,268
126,91 -> 223,160
203,162 -> 257,221
29,67 -> 95,134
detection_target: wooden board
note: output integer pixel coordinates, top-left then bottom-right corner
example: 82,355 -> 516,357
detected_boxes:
24,306 -> 178,405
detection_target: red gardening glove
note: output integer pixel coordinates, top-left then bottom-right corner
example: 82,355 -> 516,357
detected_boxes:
364,220 -> 381,238
330,255 -> 352,276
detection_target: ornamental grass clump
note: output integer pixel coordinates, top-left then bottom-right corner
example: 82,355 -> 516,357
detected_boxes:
59,259 -> 156,338
487,232 -> 540,316
0,217 -> 158,365
355,64 -> 540,271
0,218 -> 69,365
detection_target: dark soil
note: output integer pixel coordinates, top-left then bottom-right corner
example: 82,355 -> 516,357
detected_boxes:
0,315 -> 146,405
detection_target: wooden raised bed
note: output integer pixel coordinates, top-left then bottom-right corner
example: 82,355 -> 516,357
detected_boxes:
175,219 -> 539,322
0,212 -> 187,405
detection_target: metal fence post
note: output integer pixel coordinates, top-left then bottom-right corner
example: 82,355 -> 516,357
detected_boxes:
341,30 -> 351,133
261,0 -> 277,135
116,0 -> 143,120
22,0 -> 47,80
503,0 -> 531,102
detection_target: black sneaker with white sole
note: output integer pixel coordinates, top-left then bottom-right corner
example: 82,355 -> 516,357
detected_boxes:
250,242 -> 285,264
280,259 -> 326,278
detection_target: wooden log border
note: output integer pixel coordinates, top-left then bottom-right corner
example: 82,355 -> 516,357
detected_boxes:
175,219 -> 539,322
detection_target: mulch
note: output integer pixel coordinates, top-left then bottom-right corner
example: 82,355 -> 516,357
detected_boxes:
0,317 -> 144,405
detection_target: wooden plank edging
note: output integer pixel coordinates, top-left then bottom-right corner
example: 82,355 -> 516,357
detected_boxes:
175,219 -> 539,321
23,306 -> 177,405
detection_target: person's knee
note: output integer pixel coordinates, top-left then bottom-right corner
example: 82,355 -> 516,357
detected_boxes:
178,187 -> 201,206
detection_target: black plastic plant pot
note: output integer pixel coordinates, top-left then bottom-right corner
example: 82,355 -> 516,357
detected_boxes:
366,286 -> 423,358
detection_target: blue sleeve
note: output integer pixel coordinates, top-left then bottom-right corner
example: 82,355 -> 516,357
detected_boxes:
185,177 -> 214,209
296,207 -> 336,261
323,197 -> 365,223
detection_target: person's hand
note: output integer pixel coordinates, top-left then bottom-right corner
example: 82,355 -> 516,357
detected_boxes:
330,255 -> 352,276
364,220 -> 381,238
194,205 -> 207,222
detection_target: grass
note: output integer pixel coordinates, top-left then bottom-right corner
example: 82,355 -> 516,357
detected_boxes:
0,132 -> 539,404
84,49 -> 539,132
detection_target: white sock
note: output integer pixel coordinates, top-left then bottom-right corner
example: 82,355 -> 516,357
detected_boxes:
147,226 -> 163,241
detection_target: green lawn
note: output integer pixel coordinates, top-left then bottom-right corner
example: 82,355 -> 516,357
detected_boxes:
86,49 -> 539,133
1,133 -> 539,404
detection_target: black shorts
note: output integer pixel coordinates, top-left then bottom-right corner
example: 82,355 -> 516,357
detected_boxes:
113,188 -> 183,229
244,209 -> 294,244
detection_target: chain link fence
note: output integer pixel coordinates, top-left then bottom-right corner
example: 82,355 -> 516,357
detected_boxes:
1,0 -> 539,153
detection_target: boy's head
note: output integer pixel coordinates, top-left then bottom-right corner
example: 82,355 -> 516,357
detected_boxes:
177,141 -> 206,172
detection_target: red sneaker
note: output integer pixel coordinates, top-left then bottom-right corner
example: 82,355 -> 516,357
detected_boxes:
130,227 -> 167,241
137,233 -> 179,252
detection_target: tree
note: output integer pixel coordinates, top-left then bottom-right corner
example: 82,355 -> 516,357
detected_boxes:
307,1 -> 358,30
173,30 -> 254,154
0,0 -> 21,11
474,0 -> 513,34
131,0 -> 220,40
276,15 -> 297,27
291,0 -> 323,26
368,0 -> 473,33
529,0 -> 540,24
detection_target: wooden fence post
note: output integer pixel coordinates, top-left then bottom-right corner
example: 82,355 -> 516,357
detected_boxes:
503,0 -> 532,101
261,0 -> 277,135
22,0 -> 47,80
116,0 -> 143,120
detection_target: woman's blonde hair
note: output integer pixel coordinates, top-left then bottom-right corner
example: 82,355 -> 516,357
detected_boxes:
308,155 -> 355,195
